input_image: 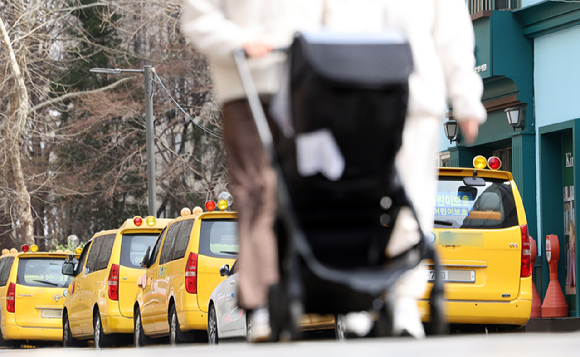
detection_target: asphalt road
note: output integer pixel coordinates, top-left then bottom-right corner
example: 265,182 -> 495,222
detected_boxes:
2,332 -> 580,357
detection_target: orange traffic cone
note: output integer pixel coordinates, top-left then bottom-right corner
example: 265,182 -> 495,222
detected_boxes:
541,234 -> 568,317
530,236 -> 542,318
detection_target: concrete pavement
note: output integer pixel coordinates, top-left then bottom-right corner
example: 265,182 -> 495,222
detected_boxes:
2,332 -> 580,357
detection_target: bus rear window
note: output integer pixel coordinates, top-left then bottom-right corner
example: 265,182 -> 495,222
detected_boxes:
17,258 -> 73,288
435,177 -> 518,229
120,233 -> 159,269
199,219 -> 239,258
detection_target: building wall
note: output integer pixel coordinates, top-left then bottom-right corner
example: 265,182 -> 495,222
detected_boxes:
535,25 -> 580,127
522,0 -> 542,7
534,23 -> 580,314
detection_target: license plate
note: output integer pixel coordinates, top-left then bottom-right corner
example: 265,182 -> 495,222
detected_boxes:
42,309 -> 62,318
427,269 -> 475,283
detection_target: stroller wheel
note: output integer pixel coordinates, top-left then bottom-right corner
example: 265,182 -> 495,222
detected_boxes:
372,297 -> 395,338
334,314 -> 346,340
427,290 -> 447,335
268,284 -> 283,342
287,299 -> 303,341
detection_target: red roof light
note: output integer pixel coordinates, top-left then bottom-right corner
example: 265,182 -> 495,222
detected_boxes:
205,201 -> 216,212
488,156 -> 502,170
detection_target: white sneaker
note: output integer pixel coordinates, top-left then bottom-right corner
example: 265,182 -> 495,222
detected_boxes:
392,296 -> 425,339
343,312 -> 373,337
247,307 -> 271,343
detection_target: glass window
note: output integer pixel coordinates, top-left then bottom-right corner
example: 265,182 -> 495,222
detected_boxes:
198,219 -> 239,258
95,235 -> 115,271
149,228 -> 165,266
159,222 -> 181,265
16,258 -> 74,288
75,241 -> 92,276
172,220 -> 194,261
86,234 -> 116,273
0,257 -> 15,286
434,177 -> 518,229
120,233 -> 159,269
85,238 -> 102,273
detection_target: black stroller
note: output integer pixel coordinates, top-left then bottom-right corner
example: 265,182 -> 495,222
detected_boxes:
233,31 -> 445,340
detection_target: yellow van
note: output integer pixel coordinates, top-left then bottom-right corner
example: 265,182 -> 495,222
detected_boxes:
133,199 -> 237,346
61,216 -> 171,348
420,156 -> 532,329
0,246 -> 76,348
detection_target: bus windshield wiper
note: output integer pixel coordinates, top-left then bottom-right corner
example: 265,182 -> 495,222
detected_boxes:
434,220 -> 454,227
33,279 -> 59,287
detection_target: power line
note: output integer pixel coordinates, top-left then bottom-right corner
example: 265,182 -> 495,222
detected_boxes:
153,72 -> 224,140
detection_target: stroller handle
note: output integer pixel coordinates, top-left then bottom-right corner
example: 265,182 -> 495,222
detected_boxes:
232,49 -> 275,156
234,47 -> 288,58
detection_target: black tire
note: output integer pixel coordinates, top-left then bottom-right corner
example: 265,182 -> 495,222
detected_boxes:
169,305 -> 182,345
94,311 -> 116,348
63,311 -> 82,347
207,304 -> 219,345
134,308 -> 152,347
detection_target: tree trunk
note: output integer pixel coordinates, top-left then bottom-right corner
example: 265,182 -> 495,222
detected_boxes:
1,15 -> 35,246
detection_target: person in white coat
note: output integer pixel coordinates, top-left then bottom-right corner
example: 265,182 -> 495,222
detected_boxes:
323,0 -> 486,338
180,0 -> 325,342
181,0 -> 485,340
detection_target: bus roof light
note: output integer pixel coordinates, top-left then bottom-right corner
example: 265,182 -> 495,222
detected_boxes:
133,216 -> 143,226
145,216 -> 157,226
205,201 -> 216,212
487,156 -> 502,170
473,155 -> 487,170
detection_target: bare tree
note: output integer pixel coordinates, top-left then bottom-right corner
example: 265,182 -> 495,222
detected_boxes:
0,0 -> 227,248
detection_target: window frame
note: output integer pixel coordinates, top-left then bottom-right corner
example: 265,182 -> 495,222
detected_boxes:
120,233 -> 160,269
171,219 -> 194,261
16,257 -> 73,288
159,222 -> 182,265
85,234 -> 116,273
75,240 -> 92,276
149,228 -> 165,266
198,218 -> 239,259
0,257 -> 15,286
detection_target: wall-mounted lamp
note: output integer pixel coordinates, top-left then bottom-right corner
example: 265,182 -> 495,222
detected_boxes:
443,119 -> 460,144
504,106 -> 524,131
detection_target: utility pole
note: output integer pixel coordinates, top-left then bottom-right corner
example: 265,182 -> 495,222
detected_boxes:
90,66 -> 157,217
144,65 -> 156,217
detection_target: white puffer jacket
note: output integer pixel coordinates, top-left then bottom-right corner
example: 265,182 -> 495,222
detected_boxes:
181,0 -> 486,123
180,0 -> 325,105
323,0 -> 486,122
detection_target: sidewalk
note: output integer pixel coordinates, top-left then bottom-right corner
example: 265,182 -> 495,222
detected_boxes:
523,317 -> 580,332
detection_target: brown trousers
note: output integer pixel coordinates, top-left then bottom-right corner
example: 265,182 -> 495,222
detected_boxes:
223,98 -> 279,310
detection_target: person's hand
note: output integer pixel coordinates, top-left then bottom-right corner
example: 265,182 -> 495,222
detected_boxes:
243,41 -> 274,58
459,118 -> 480,146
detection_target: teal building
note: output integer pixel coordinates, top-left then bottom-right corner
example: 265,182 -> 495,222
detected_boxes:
442,1 -> 580,316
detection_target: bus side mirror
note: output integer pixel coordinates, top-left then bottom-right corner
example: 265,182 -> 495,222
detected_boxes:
62,261 -> 76,276
219,264 -> 230,277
